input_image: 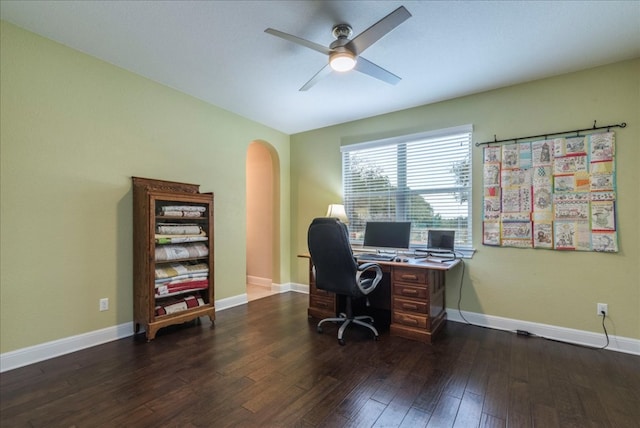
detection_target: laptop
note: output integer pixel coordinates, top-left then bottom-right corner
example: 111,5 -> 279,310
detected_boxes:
426,230 -> 455,253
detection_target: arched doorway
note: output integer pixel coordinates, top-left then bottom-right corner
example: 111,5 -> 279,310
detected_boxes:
246,141 -> 279,300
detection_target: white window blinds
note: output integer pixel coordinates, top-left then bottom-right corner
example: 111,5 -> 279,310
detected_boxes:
341,125 -> 473,249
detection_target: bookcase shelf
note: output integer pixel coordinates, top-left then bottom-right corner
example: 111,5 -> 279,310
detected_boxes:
132,177 -> 215,341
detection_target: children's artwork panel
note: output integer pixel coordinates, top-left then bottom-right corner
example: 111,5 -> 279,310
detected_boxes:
482,132 -> 618,252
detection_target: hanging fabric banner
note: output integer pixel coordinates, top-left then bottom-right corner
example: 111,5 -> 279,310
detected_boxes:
482,131 -> 618,252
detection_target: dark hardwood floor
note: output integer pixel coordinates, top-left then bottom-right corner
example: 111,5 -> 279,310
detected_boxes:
1,292 -> 639,427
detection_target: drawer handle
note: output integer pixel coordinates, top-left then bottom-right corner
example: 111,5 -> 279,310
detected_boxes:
317,302 -> 328,308
401,289 -> 418,296
401,274 -> 418,280
402,303 -> 418,311
404,317 -> 419,325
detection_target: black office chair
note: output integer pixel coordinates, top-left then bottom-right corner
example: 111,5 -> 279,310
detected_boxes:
307,217 -> 383,345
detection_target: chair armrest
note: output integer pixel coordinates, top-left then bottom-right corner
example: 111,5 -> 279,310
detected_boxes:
356,263 -> 382,295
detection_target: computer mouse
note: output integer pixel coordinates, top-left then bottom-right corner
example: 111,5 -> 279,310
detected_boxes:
394,257 -> 401,262
402,258 -> 409,262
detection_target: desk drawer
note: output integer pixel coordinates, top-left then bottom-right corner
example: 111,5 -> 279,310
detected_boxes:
394,284 -> 428,300
393,296 -> 428,314
309,295 -> 334,311
310,283 -> 332,297
393,312 -> 428,329
393,268 -> 427,285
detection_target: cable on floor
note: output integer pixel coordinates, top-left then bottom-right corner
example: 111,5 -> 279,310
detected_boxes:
454,257 -> 610,350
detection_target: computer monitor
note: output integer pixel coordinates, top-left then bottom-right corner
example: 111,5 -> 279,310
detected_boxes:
363,221 -> 411,250
427,230 -> 455,252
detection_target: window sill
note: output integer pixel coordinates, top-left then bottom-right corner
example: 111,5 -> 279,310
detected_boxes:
454,248 -> 475,259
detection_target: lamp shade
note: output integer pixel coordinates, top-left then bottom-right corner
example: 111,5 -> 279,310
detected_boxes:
326,204 -> 349,224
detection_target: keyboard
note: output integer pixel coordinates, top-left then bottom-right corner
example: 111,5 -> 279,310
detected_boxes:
356,253 -> 396,262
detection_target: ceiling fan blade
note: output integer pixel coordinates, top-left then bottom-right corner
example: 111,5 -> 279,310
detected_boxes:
347,6 -> 412,55
264,28 -> 331,55
299,64 -> 332,91
354,57 -> 401,85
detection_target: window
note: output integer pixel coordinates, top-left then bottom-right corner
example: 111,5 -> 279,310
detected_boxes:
341,125 -> 473,249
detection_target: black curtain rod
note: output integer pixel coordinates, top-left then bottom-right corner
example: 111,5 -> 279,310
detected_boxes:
474,120 -> 627,147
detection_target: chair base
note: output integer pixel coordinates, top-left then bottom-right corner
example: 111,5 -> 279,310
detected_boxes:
317,314 -> 379,345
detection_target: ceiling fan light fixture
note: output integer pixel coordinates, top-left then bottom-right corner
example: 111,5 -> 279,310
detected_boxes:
265,6 -> 411,89
329,51 -> 356,72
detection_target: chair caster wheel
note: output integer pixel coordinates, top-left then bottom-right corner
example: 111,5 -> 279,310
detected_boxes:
338,339 -> 345,346
317,326 -> 323,334
374,335 -> 380,341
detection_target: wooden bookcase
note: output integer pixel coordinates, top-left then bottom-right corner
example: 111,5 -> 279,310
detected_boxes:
132,177 -> 215,341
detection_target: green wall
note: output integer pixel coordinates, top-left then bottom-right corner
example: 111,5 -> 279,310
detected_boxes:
0,22 -> 291,353
2,19 -> 638,356
291,59 -> 640,340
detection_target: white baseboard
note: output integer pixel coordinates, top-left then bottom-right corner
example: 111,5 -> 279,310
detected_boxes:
272,282 -> 308,294
447,308 -> 640,356
0,322 -> 134,373
289,282 -> 309,294
216,293 -> 248,310
3,290 -> 636,373
246,275 -> 272,288
1,294 -> 250,373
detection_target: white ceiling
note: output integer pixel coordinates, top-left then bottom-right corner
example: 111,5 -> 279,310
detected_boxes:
2,1 -> 639,135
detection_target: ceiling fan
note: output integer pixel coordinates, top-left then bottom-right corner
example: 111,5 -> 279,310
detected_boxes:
265,6 -> 412,91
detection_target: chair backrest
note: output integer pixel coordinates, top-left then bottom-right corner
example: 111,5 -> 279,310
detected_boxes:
307,217 -> 360,297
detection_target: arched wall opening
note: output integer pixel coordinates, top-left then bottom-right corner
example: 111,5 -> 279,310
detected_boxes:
246,140 -> 281,297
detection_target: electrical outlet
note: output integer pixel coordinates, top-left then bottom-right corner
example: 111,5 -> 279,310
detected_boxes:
597,303 -> 608,316
99,298 -> 109,312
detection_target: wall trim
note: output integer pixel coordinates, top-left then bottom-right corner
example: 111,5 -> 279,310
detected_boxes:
2,289 -> 636,372
271,282 -> 308,294
289,282 -> 309,294
217,293 -> 248,311
0,293 -> 250,373
246,275 -> 272,288
447,308 -> 640,356
0,322 -> 134,373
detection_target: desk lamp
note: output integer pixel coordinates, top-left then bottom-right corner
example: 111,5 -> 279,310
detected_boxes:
326,204 -> 349,224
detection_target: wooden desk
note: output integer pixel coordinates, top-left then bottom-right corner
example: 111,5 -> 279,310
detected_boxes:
299,255 -> 461,344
